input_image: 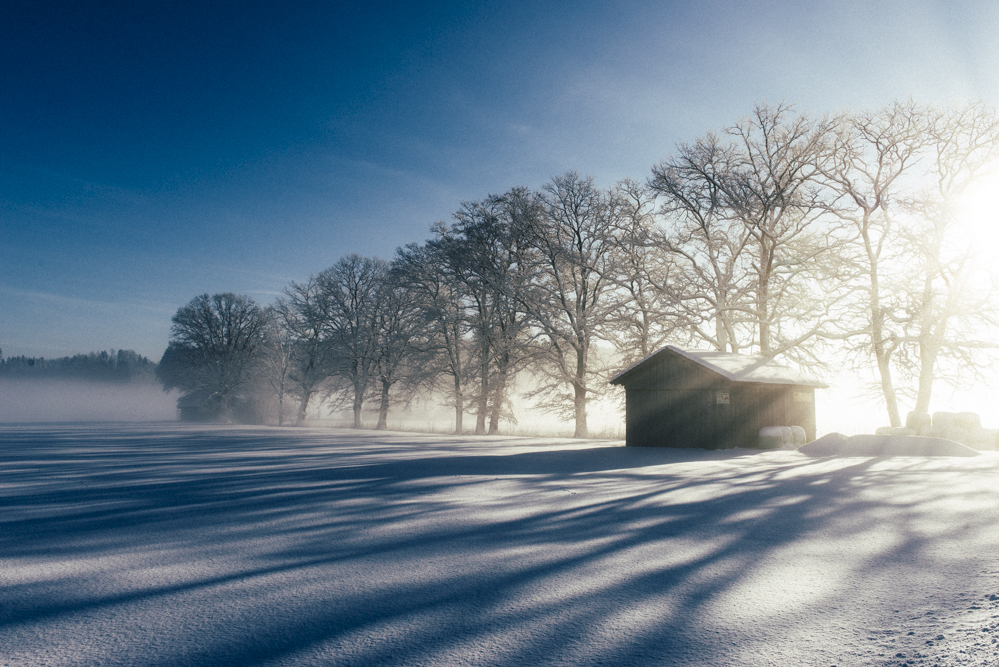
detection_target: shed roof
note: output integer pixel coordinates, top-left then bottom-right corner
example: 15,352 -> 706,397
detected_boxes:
610,345 -> 828,388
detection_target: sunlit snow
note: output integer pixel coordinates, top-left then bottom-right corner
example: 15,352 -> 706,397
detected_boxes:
3,424 -> 999,666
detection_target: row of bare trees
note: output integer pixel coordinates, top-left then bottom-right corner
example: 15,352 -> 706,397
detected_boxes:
645,100 -> 999,427
265,175 -> 622,437
159,101 -> 999,432
824,102 -> 999,425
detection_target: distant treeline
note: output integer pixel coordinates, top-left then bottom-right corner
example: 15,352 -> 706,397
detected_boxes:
0,349 -> 157,383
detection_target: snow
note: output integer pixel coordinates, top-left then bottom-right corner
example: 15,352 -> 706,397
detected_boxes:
611,346 -> 826,387
3,424 -> 999,666
799,433 -> 982,458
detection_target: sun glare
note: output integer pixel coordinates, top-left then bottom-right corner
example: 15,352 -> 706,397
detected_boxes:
955,166 -> 999,260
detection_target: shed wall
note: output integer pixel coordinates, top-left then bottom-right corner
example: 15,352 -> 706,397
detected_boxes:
626,389 -> 736,449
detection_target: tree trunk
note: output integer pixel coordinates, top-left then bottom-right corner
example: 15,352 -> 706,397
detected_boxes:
375,379 -> 390,430
876,350 -> 902,427
913,271 -> 949,416
864,227 -> 902,428
757,254 -> 771,356
572,346 -> 588,438
638,309 -> 651,358
453,375 -> 464,435
715,305 -> 729,352
352,382 -> 364,429
295,390 -> 312,426
573,381 -> 588,438
488,358 -> 508,435
475,357 -> 488,435
914,338 -> 940,415
869,291 -> 901,427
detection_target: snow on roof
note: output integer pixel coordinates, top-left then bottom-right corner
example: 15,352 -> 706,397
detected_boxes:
610,345 -> 828,387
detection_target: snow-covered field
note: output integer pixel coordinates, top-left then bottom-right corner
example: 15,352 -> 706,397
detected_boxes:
3,424 -> 999,667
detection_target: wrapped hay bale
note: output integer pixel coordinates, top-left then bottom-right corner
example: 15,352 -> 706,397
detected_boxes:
932,411 -> 957,428
790,425 -> 806,446
758,426 -> 785,449
955,412 -> 981,430
906,411 -> 932,432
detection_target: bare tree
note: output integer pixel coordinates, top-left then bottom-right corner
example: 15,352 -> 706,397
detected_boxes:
650,105 -> 842,369
448,188 -> 539,434
393,239 -> 472,433
607,179 -> 688,362
818,101 -> 931,426
259,306 -> 294,425
371,274 -> 432,430
319,255 -> 387,429
724,103 -> 842,362
156,293 -> 266,421
514,172 -> 622,438
278,278 -> 338,425
649,137 -> 756,353
897,103 -> 999,414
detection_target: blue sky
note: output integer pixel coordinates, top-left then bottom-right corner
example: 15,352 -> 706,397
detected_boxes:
2,0 -> 998,361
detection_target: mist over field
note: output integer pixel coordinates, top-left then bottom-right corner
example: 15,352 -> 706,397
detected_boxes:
320,391 -> 627,439
0,374 -> 979,438
0,380 -> 178,423
0,373 -> 624,437
0,369 -> 985,439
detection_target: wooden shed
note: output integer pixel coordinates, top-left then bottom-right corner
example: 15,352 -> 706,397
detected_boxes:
610,346 -> 826,449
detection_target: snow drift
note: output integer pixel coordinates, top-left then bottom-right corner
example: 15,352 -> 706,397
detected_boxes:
799,432 -> 981,457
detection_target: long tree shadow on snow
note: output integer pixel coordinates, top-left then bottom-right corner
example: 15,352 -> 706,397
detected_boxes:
2,424 -> 996,667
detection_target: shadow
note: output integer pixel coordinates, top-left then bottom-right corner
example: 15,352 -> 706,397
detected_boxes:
3,424 -> 998,667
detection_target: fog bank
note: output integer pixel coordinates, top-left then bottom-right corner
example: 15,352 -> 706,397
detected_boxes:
0,380 -> 177,422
